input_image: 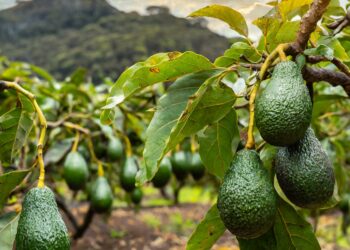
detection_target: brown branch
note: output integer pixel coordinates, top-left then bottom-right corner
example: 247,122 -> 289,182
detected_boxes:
327,8 -> 350,34
288,0 -> 331,53
303,67 -> 350,95
307,56 -> 350,78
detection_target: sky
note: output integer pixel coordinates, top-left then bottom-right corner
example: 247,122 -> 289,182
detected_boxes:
0,0 -> 347,40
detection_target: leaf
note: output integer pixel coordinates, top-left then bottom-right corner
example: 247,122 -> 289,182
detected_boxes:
275,21 -> 300,45
186,204 -> 226,250
44,139 -> 73,165
0,94 -> 35,165
137,69 -> 223,185
164,75 -> 236,153
0,168 -> 32,209
274,199 -> 321,250
238,228 -> 277,250
101,51 -> 214,124
0,212 -> 20,250
318,36 -> 350,61
189,5 -> 248,37
68,67 -> 87,85
278,0 -> 313,21
198,110 -> 239,180
304,44 -> 334,60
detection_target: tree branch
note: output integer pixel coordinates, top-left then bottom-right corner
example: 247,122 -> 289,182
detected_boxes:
303,67 -> 350,95
327,8 -> 350,34
307,56 -> 350,78
288,0 -> 331,53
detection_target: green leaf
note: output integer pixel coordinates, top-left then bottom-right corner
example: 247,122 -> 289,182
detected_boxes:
186,204 -> 226,250
278,0 -> 313,21
0,94 -> 35,165
304,44 -> 334,60
0,168 -> 32,209
275,21 -> 300,45
238,228 -> 277,250
137,69 -> 223,185
189,5 -> 248,37
198,110 -> 239,180
101,51 -> 214,124
274,199 -> 321,250
0,212 -> 20,250
214,42 -> 262,67
68,67 -> 87,85
318,36 -> 350,61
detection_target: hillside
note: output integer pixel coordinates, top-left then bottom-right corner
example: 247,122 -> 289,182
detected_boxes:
0,0 -> 230,82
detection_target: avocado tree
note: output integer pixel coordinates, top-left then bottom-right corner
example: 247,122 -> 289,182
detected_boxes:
99,0 -> 350,249
0,0 -> 350,249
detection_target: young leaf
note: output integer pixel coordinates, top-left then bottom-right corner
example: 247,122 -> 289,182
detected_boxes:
0,213 -> 20,250
0,169 -> 32,209
278,0 -> 313,21
274,199 -> 321,250
198,110 -> 239,180
44,139 -> 73,165
0,94 -> 35,165
137,69 -> 224,185
238,228 -> 277,250
101,51 -> 214,124
304,44 -> 334,60
186,204 -> 226,250
188,5 -> 248,37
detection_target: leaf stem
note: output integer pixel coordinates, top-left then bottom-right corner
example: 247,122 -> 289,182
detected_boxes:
1,81 -> 47,188
71,132 -> 80,152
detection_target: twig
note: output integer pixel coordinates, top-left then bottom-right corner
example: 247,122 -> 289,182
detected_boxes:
307,56 -> 350,78
55,196 -> 79,232
73,205 -> 95,240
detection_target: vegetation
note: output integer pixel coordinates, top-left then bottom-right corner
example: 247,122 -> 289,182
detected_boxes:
0,0 -> 350,249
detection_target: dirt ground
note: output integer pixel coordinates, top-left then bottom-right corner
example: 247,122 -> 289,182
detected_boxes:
66,203 -> 349,250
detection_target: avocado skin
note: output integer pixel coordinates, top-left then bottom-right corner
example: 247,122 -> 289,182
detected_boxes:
90,176 -> 113,213
189,153 -> 205,180
63,151 -> 89,190
16,187 -> 70,250
171,151 -> 190,181
217,149 -> 276,239
120,156 -> 138,192
255,61 -> 312,146
131,188 -> 143,205
276,128 -> 335,209
152,157 -> 172,188
107,137 -> 123,161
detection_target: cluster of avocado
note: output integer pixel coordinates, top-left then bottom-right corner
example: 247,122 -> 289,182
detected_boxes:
217,61 -> 335,239
171,151 -> 205,181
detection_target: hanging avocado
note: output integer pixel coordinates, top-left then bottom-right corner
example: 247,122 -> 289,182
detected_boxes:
107,137 -> 123,161
171,151 -> 190,181
189,152 -> 205,180
120,156 -> 138,192
16,187 -> 70,250
90,176 -> 114,213
130,187 -> 143,205
152,157 -> 172,188
63,151 -> 89,190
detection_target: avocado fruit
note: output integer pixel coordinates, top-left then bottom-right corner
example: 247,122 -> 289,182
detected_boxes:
217,149 -> 276,239
339,194 -> 350,213
107,137 -> 123,161
275,128 -> 335,209
171,151 -> 190,181
255,61 -> 312,146
90,176 -> 113,213
152,157 -> 172,188
120,156 -> 138,192
15,187 -> 70,250
130,187 -> 143,205
63,151 -> 89,190
189,152 -> 205,180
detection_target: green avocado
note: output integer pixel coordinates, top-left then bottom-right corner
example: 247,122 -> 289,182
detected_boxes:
63,151 -> 89,190
189,152 -> 205,181
255,61 -> 312,146
95,141 -> 107,158
339,194 -> 350,213
276,128 -> 335,209
217,149 -> 277,239
152,157 -> 172,188
16,187 -> 70,250
120,156 -> 138,192
171,151 -> 190,181
130,187 -> 143,205
107,137 -> 123,161
90,176 -> 113,213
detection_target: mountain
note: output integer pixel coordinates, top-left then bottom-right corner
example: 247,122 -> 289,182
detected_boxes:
0,0 -> 229,82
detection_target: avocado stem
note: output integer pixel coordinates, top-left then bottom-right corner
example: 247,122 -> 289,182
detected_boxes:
190,136 -> 196,153
71,131 -> 80,152
1,80 -> 48,188
97,162 -> 104,177
245,83 -> 259,149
